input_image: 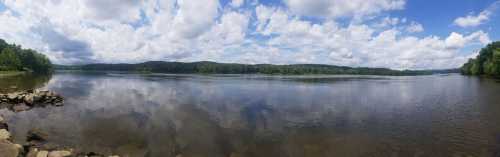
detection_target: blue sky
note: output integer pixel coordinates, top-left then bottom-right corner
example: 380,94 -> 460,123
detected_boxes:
0,0 -> 498,69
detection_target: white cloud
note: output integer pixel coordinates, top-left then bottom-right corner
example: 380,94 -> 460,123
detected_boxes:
230,0 -> 244,8
454,12 -> 490,28
171,0 -> 219,39
454,1 -> 499,27
0,0 -> 492,69
283,0 -> 405,19
406,22 -> 424,33
253,7 -> 490,69
82,0 -> 143,23
445,31 -> 490,49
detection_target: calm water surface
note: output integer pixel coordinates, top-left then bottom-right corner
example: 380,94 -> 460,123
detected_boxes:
1,72 -> 500,157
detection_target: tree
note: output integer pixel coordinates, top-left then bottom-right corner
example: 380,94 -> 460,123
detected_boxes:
461,41 -> 500,76
0,47 -> 22,71
0,39 -> 52,73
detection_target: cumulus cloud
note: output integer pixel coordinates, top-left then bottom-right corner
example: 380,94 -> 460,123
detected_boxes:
283,0 -> 405,19
406,22 -> 424,33
454,1 -> 499,27
83,0 -> 143,23
230,0 -> 244,8
171,0 -> 219,39
32,22 -> 94,63
0,0 -> 492,69
445,31 -> 490,49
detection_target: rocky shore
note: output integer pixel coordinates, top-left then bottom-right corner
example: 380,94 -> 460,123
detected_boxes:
0,90 -> 120,157
0,90 -> 64,112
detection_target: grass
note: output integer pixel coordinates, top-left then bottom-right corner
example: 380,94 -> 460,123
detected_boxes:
0,71 -> 26,76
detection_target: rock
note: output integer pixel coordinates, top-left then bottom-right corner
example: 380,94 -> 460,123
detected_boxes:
7,94 -> 16,100
37,150 -> 49,157
33,95 -> 42,103
48,150 -> 72,157
0,122 -> 7,130
0,129 -> 10,140
38,142 -> 60,150
12,103 -> 31,112
27,129 -> 48,143
27,148 -> 39,157
24,94 -> 34,105
13,144 -> 23,152
79,152 -> 105,157
0,140 -> 19,157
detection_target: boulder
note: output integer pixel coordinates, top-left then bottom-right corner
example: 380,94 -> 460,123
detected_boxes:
6,94 -> 16,100
24,94 -> 34,105
37,150 -> 49,157
0,140 -> 19,157
48,150 -> 72,157
0,129 -> 10,140
27,129 -> 49,143
0,121 -> 7,130
27,148 -> 39,157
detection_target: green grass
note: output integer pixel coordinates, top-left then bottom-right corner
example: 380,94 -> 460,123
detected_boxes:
0,71 -> 25,76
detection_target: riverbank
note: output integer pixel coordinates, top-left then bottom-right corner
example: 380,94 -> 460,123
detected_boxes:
0,90 -> 63,112
0,90 -> 120,157
0,115 -> 121,157
0,71 -> 26,77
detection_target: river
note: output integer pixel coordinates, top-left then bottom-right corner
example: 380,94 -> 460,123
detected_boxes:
1,72 -> 500,157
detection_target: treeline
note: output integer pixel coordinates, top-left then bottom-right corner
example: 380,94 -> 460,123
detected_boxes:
55,61 -> 455,76
0,39 -> 52,73
461,41 -> 500,76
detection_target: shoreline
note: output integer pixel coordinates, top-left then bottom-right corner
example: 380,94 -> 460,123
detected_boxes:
0,90 -> 120,157
0,71 -> 26,77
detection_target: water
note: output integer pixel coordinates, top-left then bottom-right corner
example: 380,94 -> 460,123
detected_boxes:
1,72 -> 500,157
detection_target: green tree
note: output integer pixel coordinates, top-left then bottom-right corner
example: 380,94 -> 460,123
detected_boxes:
461,41 -> 500,76
0,47 -> 22,71
0,39 -> 52,73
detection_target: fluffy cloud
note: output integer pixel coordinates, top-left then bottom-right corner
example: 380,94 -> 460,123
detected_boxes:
0,0 -> 493,69
230,0 -> 244,8
454,1 -> 499,27
82,0 -> 143,23
171,0 -> 219,39
406,22 -> 424,33
445,31 -> 490,49
283,0 -> 405,19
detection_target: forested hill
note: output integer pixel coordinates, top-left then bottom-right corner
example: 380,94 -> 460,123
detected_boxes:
0,39 -> 52,73
55,61 -> 457,76
461,41 -> 500,76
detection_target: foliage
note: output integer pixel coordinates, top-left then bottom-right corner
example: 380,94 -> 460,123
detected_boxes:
0,39 -> 52,73
55,61 -> 457,76
461,41 -> 500,76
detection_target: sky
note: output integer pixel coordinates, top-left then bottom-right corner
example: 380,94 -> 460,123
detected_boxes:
0,0 -> 499,70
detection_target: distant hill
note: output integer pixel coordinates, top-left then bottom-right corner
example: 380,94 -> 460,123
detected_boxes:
54,61 -> 458,76
461,41 -> 500,77
0,39 -> 52,74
